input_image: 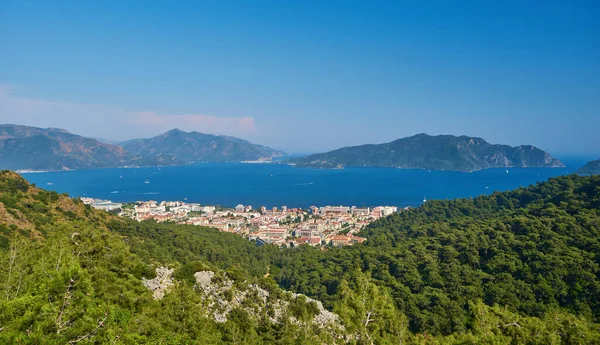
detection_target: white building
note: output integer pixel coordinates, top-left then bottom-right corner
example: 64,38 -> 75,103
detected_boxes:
92,201 -> 123,211
379,206 -> 398,216
201,206 -> 216,214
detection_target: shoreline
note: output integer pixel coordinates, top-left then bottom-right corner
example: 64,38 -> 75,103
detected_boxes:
16,169 -> 50,173
13,161 -> 571,174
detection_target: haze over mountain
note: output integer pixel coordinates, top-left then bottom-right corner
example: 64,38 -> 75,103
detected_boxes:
0,124 -> 165,171
288,134 -> 564,172
122,129 -> 286,163
576,159 -> 600,175
0,125 -> 284,171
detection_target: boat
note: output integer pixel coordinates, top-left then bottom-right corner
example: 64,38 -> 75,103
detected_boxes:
423,196 -> 427,203
47,182 -> 53,186
144,179 -> 150,184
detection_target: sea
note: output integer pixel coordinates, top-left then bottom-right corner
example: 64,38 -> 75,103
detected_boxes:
20,157 -> 592,209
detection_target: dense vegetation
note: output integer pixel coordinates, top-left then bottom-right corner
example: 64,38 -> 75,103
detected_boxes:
271,174 -> 600,334
1,170 -> 600,343
288,133 -> 564,171
576,158 -> 600,175
0,171 -> 333,344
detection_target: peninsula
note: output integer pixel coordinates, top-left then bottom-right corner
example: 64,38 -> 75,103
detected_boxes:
0,124 -> 285,171
0,124 -> 174,171
576,158 -> 600,175
287,133 -> 564,172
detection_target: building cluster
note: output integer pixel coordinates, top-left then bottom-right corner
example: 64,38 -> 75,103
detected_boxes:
82,197 -> 400,248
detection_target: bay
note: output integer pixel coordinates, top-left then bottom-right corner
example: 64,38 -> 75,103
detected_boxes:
20,157 -> 589,209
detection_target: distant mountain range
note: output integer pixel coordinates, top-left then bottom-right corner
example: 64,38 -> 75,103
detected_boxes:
287,133 -> 564,172
122,128 -> 285,163
0,124 -> 151,171
0,125 -> 567,172
576,159 -> 600,175
0,125 -> 285,171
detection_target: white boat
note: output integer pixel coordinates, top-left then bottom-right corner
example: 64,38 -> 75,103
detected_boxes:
47,182 -> 53,186
144,180 -> 150,184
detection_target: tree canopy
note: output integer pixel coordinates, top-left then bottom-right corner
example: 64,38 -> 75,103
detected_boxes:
1,170 -> 599,344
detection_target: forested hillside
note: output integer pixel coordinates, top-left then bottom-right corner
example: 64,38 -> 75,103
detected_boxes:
0,171 -> 347,344
1,171 -> 600,344
270,174 -> 600,338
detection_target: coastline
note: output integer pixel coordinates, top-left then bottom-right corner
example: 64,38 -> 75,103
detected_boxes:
12,157 -> 572,175
285,163 -> 568,173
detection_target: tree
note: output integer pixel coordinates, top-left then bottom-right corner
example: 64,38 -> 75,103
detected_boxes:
335,270 -> 411,344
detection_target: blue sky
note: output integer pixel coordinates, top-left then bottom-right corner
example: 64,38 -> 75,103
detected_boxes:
1,0 -> 598,154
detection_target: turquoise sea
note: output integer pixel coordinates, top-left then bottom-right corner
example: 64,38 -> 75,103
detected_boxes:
20,157 -> 591,209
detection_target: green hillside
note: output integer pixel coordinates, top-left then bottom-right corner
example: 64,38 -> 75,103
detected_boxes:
1,170 -> 599,344
271,174 -> 600,338
0,171 -> 342,344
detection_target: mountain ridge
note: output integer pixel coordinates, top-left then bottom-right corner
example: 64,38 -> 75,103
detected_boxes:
0,124 -> 285,171
288,133 -> 564,172
122,128 -> 286,163
0,124 -> 147,171
576,158 -> 600,175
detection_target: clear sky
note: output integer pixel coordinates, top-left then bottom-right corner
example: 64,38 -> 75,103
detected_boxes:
1,0 -> 598,155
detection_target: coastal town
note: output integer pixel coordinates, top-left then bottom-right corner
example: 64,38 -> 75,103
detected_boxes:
81,197 -> 402,247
